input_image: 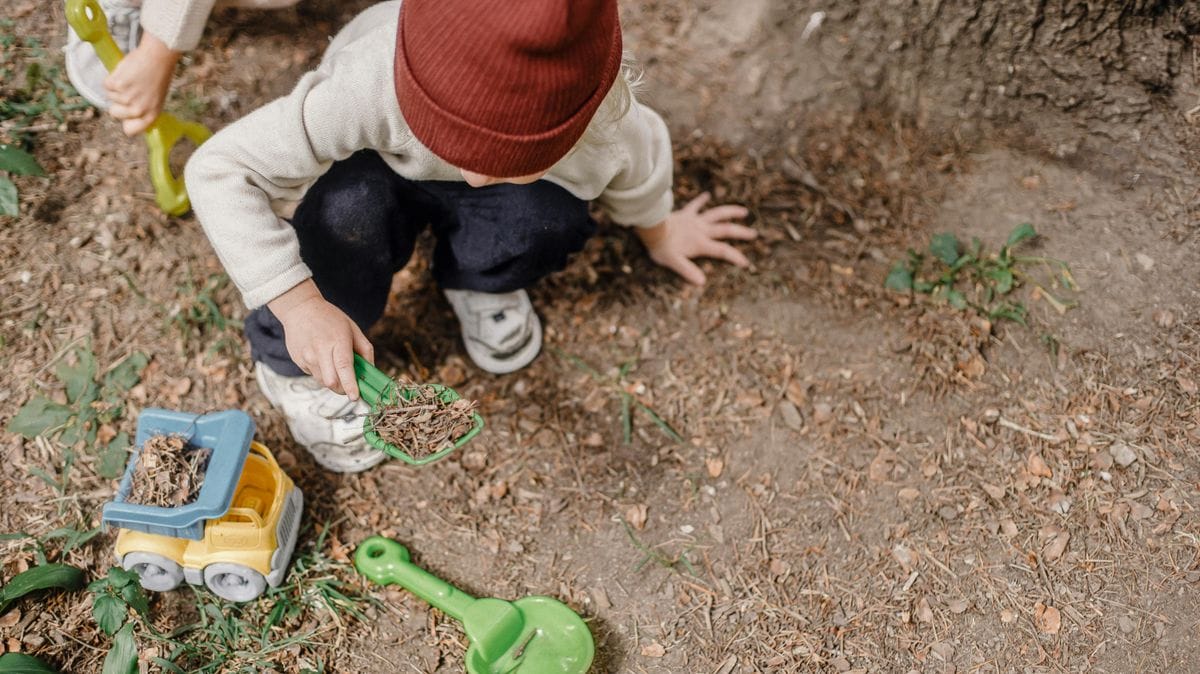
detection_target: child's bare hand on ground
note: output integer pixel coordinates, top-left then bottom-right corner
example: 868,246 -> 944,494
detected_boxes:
105,33 -> 180,136
268,280 -> 373,400
636,192 -> 756,285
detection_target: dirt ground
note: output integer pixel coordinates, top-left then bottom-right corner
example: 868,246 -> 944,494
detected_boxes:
3,0 -> 1200,672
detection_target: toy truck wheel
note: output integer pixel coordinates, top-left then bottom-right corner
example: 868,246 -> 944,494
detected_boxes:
122,552 -> 184,592
203,563 -> 267,602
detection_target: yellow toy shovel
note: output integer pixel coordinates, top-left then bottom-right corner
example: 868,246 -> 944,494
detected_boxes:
66,0 -> 212,216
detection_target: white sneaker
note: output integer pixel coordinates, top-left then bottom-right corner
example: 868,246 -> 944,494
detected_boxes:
64,0 -> 142,109
254,363 -> 387,473
444,288 -> 542,374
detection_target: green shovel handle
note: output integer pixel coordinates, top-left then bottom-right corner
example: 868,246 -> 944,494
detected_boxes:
65,0 -> 212,216
355,536 -> 477,621
65,0 -> 123,70
145,117 -> 212,215
353,354 -> 391,408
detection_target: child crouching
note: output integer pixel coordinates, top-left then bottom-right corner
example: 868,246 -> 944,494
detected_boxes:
185,0 -> 755,472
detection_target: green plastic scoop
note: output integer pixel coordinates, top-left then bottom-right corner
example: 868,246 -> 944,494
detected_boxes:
354,354 -> 484,466
66,0 -> 212,216
355,537 -> 594,674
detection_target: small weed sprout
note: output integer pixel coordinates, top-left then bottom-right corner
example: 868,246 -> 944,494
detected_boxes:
120,269 -> 242,357
619,518 -> 697,576
1,524 -> 103,566
885,223 -> 1078,324
553,348 -> 684,445
169,272 -> 242,355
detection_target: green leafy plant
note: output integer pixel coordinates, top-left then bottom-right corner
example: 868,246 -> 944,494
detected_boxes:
0,31 -> 84,130
7,345 -> 147,481
103,624 -> 138,674
88,567 -> 148,674
0,653 -> 60,673
0,564 -> 85,673
553,348 -> 684,445
90,567 -> 148,634
0,142 -> 43,216
0,563 -> 85,615
885,223 -> 1077,324
0,23 -> 87,216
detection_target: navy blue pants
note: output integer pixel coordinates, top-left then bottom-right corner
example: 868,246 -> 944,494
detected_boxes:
246,150 -> 595,376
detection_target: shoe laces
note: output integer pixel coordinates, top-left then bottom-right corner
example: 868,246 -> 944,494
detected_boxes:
461,291 -> 522,320
281,378 -> 364,422
330,407 -> 365,424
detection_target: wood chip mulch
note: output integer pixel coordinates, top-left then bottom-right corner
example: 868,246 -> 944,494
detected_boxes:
368,383 -> 478,458
125,434 -> 212,507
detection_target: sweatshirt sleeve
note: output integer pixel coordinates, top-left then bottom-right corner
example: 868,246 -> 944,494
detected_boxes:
139,0 -> 217,52
185,42 -> 405,309
593,102 -> 675,228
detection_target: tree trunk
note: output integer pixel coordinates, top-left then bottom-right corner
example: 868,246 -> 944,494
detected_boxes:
832,1 -> 1198,130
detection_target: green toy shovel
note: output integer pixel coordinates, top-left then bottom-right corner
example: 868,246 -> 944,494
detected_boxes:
354,354 -> 483,466
66,0 -> 212,216
355,537 -> 594,673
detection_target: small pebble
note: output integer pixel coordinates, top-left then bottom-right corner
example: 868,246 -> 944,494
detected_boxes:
930,641 -> 955,661
1109,442 -> 1137,467
813,402 -> 834,424
778,400 -> 804,431
1118,615 -> 1136,634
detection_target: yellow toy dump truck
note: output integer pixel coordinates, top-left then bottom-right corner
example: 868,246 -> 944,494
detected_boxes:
101,409 -> 302,602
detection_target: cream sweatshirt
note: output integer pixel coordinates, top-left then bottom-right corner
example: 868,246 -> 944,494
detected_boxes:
140,0 -> 216,52
185,1 -> 675,310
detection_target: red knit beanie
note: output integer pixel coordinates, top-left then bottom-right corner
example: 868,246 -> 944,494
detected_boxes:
394,0 -> 623,178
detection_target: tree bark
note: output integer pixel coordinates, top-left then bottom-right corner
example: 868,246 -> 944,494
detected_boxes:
832,0 -> 1198,128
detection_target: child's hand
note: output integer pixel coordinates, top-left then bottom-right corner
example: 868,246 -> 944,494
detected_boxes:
104,32 -> 180,136
268,280 -> 374,400
636,192 -> 757,285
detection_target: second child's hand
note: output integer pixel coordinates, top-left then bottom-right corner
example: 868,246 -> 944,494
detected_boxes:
636,192 -> 757,285
268,279 -> 374,400
104,31 -> 180,136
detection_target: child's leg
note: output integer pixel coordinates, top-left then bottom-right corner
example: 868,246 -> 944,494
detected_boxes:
245,150 -> 432,375
425,181 -> 594,372
430,181 -> 594,292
